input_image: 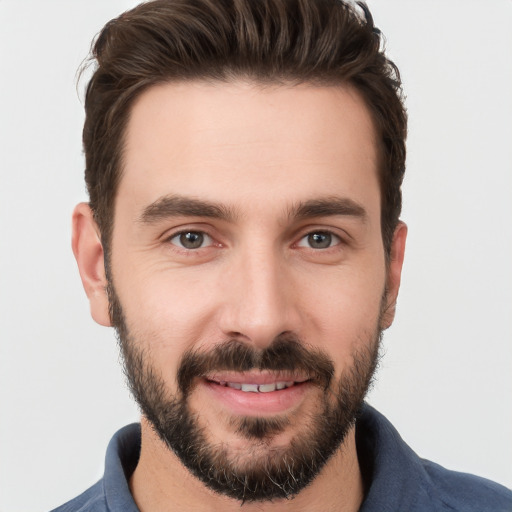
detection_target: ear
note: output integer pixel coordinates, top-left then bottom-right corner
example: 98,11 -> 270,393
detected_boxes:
71,203 -> 112,326
380,221 -> 407,330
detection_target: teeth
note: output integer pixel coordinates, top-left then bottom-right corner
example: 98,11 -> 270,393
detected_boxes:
258,383 -> 277,393
241,383 -> 259,392
221,381 -> 296,392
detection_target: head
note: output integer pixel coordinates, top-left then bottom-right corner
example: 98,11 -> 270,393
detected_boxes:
73,0 -> 407,504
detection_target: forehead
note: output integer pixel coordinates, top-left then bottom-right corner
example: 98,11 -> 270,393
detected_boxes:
119,80 -> 380,222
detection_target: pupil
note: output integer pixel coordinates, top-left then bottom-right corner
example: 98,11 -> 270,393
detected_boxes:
180,232 -> 203,249
309,232 -> 331,249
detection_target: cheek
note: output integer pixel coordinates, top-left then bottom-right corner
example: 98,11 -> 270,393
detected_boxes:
299,262 -> 386,360
116,266 -> 222,360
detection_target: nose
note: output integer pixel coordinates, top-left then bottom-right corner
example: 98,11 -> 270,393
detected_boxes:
217,244 -> 301,349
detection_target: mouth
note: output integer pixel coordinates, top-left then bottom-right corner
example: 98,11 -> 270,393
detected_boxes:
209,380 -> 297,392
201,373 -> 312,416
206,371 -> 310,390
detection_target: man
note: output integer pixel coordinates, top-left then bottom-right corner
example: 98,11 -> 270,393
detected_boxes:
52,0 -> 511,510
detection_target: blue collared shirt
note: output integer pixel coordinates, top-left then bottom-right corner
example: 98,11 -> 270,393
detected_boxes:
51,404 -> 512,511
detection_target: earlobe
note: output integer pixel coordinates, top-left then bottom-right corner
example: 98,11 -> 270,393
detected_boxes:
381,221 -> 407,330
72,203 -> 112,327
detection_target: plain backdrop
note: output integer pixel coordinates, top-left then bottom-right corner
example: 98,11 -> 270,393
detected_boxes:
1,1 -> 511,511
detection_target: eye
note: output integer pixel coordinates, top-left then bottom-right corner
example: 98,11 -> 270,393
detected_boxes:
169,231 -> 213,250
297,231 -> 341,249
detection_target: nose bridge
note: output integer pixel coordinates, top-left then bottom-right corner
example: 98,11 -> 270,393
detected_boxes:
220,240 -> 296,347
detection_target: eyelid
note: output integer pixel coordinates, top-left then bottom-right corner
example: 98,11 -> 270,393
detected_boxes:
161,222 -> 215,241
294,222 -> 349,241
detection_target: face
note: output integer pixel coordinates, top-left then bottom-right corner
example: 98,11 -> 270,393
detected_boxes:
74,81 -> 406,502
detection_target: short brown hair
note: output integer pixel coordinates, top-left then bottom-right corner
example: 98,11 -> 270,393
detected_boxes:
82,0 -> 406,255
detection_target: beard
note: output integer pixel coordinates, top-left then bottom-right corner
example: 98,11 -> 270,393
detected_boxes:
108,281 -> 382,503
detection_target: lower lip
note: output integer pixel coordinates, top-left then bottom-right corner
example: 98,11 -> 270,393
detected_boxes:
202,380 -> 311,416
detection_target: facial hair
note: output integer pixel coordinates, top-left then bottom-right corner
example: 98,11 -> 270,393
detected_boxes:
108,281 -> 382,503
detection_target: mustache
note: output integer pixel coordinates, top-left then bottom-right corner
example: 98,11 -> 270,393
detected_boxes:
177,335 -> 335,396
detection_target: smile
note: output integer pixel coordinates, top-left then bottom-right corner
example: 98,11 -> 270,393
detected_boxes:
201,373 -> 313,415
209,380 -> 297,392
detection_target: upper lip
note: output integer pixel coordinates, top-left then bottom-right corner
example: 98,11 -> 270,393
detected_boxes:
205,371 -> 310,385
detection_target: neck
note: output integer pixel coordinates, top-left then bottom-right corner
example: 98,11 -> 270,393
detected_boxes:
130,417 -> 364,512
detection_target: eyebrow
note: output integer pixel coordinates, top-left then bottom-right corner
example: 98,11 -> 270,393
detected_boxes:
288,197 -> 367,222
138,194 -> 367,225
139,195 -> 237,224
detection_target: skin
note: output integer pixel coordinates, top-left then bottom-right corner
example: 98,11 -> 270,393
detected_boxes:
72,81 -> 407,512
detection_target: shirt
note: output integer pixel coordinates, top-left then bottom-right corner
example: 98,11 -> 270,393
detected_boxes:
51,404 -> 512,511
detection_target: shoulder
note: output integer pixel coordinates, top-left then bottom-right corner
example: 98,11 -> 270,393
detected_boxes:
357,404 -> 512,512
420,459 -> 512,512
50,480 -> 107,512
50,423 -> 141,512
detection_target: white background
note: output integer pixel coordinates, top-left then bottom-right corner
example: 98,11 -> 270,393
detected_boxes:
1,1 -> 511,511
